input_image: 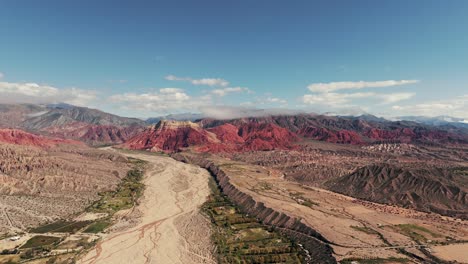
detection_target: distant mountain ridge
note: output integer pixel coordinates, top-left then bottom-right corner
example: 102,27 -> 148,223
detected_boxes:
146,113 -> 205,124
0,103 -> 146,145
396,115 -> 468,128
1,103 -> 467,147
23,105 -> 144,130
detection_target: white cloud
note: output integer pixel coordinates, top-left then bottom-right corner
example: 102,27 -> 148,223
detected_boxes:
199,105 -> 304,120
302,92 -> 415,107
159,88 -> 185,94
240,93 -> 288,107
308,80 -> 419,93
165,75 -> 186,81
391,95 -> 468,119
381,92 -> 415,104
0,72 -> 4,79
265,97 -> 287,104
109,88 -> 211,114
0,81 -> 97,106
192,78 -> 229,87
211,87 -> 251,96
302,79 -> 417,111
165,75 -> 229,87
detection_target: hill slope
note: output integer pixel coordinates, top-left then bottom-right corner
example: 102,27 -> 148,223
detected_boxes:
0,128 -> 81,148
326,164 -> 468,219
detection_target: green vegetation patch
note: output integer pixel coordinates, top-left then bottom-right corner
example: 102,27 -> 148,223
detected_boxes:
394,224 -> 441,242
88,158 -> 146,214
31,221 -> 91,234
18,157 -> 147,262
83,220 -> 111,233
21,235 -> 61,249
203,177 -> 304,263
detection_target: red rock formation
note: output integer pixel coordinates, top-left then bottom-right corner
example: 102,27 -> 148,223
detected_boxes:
238,123 -> 298,150
124,121 -> 298,153
124,120 -> 218,152
45,123 -> 144,145
363,127 -> 465,144
207,124 -> 244,144
364,128 -> 415,142
299,127 -> 363,144
0,129 -> 80,148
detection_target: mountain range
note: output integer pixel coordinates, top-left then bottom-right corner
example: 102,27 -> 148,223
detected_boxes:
1,103 -> 467,150
1,103 -> 467,223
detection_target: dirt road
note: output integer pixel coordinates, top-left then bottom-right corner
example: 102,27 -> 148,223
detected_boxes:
79,151 -> 215,264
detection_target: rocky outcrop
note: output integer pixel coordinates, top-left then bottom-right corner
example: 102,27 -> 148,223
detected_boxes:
172,153 -> 336,263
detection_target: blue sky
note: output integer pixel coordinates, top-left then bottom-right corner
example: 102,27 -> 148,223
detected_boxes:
0,0 -> 467,119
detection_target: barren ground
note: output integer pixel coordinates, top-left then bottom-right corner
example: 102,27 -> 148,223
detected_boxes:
432,243 -> 468,263
79,151 -> 215,264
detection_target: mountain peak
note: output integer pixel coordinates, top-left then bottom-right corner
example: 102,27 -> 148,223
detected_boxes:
154,120 -> 200,130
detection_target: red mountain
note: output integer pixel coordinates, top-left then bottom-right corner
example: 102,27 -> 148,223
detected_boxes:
201,114 -> 468,145
0,129 -> 81,148
238,122 -> 298,150
123,120 -> 298,153
363,127 -> 466,144
298,127 -> 363,144
44,123 -> 144,146
207,124 -> 244,144
124,120 -> 218,152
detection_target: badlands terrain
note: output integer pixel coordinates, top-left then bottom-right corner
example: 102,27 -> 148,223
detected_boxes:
0,129 -> 130,234
0,103 -> 467,263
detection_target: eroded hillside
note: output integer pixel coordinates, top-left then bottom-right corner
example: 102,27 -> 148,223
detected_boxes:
0,142 -> 130,234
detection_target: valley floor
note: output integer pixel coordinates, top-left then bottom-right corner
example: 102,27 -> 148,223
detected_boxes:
79,150 -> 215,264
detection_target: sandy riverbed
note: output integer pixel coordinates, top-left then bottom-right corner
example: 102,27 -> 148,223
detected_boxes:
79,151 -> 215,264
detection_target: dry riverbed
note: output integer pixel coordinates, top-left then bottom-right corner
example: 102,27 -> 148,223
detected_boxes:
79,151 -> 215,264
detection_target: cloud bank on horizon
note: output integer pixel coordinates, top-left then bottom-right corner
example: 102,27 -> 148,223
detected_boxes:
0,72 -> 467,120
